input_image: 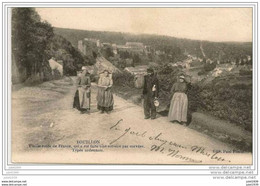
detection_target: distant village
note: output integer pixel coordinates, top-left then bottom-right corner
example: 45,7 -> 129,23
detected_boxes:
78,38 -> 151,56
78,38 -> 152,75
76,37 -> 252,80
44,37 -> 252,83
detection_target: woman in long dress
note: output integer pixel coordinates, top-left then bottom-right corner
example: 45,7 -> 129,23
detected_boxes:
73,69 -> 91,114
96,70 -> 114,113
168,75 -> 189,125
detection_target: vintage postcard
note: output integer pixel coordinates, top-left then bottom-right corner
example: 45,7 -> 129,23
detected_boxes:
11,7 -> 253,165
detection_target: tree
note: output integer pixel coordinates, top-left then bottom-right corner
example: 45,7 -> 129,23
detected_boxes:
12,8 -> 97,80
133,54 -> 141,65
12,8 -> 54,80
204,61 -> 216,72
102,46 -> 114,60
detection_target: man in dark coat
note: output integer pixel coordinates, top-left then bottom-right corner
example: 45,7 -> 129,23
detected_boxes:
143,67 -> 159,119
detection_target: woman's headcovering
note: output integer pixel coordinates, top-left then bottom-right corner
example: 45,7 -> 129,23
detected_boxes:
82,66 -> 87,70
179,75 -> 185,79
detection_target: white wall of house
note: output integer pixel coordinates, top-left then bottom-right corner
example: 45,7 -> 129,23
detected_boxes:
49,58 -> 63,75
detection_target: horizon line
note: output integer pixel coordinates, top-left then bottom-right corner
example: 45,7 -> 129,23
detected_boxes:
53,26 -> 253,44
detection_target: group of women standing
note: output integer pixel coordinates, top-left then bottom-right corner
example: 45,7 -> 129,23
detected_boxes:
73,67 -> 190,125
73,68 -> 114,114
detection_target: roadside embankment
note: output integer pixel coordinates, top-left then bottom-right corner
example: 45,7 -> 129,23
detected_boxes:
112,84 -> 252,152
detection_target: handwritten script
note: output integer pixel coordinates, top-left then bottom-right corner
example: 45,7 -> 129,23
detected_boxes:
109,119 -> 231,163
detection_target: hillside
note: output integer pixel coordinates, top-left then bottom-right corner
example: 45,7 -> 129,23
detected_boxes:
46,34 -> 96,76
54,27 -> 200,57
54,27 -> 252,63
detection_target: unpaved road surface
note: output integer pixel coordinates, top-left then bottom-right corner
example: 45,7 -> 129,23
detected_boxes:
11,77 -> 251,164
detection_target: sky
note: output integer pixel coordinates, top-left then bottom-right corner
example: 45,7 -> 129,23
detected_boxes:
36,8 -> 252,42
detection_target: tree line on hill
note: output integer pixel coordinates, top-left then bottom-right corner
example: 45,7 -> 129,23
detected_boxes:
54,27 -> 252,67
12,8 -> 95,84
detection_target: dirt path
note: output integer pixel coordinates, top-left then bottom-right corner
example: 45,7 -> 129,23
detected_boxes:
11,77 -> 251,164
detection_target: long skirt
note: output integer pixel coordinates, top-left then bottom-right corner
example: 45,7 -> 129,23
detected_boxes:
73,90 -> 80,110
74,87 -> 91,110
96,87 -> 114,111
168,92 -> 188,122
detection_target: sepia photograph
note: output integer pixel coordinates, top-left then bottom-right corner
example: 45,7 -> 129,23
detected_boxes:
10,7 -> 253,164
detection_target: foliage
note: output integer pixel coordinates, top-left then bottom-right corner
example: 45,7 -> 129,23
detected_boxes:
46,35 -> 95,76
198,61 -> 217,75
198,70 -> 207,76
202,41 -> 252,63
118,50 -> 131,59
204,62 -> 217,72
12,8 -> 54,81
239,69 -> 252,76
133,54 -> 141,65
113,72 -> 135,88
53,68 -> 62,79
12,8 -> 95,81
54,27 -> 202,58
100,46 -> 114,60
55,27 -> 252,65
155,64 -> 181,92
188,75 -> 252,131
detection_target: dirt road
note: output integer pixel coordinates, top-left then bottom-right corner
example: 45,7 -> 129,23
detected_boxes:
11,77 -> 251,164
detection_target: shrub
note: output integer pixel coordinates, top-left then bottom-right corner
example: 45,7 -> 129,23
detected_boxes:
239,69 -> 252,76
190,76 -> 252,131
53,69 -> 62,79
113,72 -> 135,88
198,69 -> 207,76
204,62 -> 216,72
